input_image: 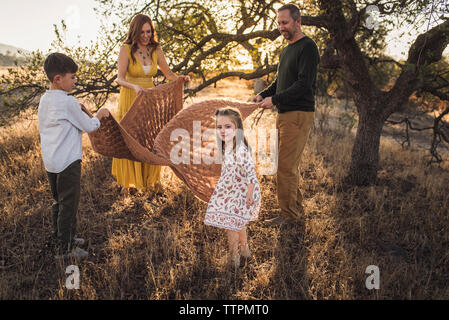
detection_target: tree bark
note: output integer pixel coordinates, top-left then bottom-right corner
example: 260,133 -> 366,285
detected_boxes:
317,0 -> 449,186
348,107 -> 385,185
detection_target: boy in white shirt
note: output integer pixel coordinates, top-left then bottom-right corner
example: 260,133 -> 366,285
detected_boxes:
38,52 -> 109,259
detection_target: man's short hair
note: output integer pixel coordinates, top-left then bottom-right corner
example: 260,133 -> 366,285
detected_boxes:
278,3 -> 301,21
43,52 -> 78,82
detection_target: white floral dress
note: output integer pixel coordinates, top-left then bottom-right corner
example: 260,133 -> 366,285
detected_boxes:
204,143 -> 261,231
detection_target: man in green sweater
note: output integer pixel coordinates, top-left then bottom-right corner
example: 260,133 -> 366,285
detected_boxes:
252,3 -> 320,225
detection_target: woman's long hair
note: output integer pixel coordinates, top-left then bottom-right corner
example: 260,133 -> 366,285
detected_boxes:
214,107 -> 250,161
124,14 -> 159,64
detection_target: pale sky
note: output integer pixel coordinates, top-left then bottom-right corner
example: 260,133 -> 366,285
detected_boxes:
0,0 -> 100,52
0,1 -> 447,61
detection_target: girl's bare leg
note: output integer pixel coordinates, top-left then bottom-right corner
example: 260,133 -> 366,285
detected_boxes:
227,230 -> 240,268
238,227 -> 251,258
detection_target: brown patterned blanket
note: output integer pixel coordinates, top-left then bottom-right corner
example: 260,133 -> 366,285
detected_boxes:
83,78 -> 260,202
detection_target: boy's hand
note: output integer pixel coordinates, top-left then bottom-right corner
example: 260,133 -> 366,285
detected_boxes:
96,108 -> 110,120
246,192 -> 254,209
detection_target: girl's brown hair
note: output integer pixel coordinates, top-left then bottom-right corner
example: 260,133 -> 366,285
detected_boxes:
214,107 -> 250,158
124,14 -> 159,64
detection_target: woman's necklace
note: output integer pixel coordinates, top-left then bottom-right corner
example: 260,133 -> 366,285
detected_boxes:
137,45 -> 151,65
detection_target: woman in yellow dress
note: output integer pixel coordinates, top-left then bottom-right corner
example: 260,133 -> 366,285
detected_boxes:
113,13 -> 190,194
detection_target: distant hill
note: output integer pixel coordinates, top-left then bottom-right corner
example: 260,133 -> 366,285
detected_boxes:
0,43 -> 29,56
0,43 -> 28,66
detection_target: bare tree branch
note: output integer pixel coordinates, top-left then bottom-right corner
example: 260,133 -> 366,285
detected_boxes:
184,65 -> 277,95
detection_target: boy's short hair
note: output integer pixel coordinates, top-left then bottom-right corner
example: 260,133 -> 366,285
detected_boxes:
278,3 -> 301,21
43,52 -> 78,82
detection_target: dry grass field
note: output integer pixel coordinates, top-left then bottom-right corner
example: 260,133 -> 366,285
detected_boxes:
0,78 -> 448,299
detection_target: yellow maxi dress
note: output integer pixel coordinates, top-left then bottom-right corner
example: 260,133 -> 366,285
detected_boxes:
111,44 -> 162,191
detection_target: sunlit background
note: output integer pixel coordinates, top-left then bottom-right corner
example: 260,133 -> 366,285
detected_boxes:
1,0 -> 447,61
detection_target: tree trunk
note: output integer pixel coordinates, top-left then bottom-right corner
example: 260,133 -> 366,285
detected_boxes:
348,108 -> 385,185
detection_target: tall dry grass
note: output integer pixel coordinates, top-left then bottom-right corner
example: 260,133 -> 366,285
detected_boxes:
0,78 -> 448,299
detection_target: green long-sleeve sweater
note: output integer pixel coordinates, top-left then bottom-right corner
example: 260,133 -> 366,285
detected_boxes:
260,35 -> 320,113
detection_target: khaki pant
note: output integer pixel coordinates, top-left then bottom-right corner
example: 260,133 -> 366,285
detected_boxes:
276,111 -> 314,220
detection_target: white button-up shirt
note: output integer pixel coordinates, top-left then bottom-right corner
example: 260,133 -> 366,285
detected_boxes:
38,90 -> 101,173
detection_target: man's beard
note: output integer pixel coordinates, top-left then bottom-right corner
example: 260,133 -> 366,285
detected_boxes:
282,30 -> 295,40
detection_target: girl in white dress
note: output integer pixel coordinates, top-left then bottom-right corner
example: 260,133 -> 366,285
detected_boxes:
204,107 -> 261,269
